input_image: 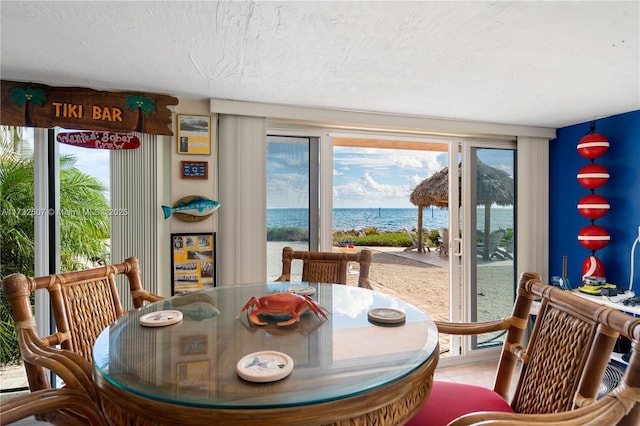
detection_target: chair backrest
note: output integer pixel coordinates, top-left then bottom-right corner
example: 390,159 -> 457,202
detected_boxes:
275,247 -> 372,289
491,272 -> 639,419
1,256 -> 162,395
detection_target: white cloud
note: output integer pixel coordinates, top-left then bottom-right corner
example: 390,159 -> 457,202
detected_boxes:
334,172 -> 410,206
410,174 -> 425,187
335,147 -> 443,174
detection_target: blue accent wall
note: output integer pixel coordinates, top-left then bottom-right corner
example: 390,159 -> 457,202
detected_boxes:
549,110 -> 640,289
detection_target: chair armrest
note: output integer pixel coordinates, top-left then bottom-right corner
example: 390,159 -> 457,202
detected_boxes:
449,393 -> 634,425
0,388 -> 106,425
18,328 -> 99,400
131,289 -> 164,305
435,318 -> 512,335
274,274 -> 290,282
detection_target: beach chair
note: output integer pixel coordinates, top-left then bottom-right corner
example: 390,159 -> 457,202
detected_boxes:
403,228 -> 428,252
477,230 -> 505,261
438,229 -> 449,256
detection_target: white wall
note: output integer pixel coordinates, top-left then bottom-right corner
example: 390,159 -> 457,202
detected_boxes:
170,100 -> 218,235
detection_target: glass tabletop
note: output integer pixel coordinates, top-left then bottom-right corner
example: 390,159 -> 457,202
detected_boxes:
93,282 -> 439,409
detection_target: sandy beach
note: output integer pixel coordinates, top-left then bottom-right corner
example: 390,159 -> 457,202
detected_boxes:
356,248 -> 451,322
346,247 -> 515,356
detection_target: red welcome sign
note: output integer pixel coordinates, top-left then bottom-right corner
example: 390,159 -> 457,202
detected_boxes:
56,131 -> 140,150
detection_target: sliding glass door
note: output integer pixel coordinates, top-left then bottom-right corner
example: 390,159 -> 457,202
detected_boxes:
264,127 -> 516,363
266,135 -> 319,280
447,142 -> 516,361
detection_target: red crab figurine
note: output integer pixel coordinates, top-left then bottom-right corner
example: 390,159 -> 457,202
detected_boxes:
238,292 -> 328,326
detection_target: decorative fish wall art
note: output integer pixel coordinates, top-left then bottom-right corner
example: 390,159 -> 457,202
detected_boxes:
162,196 -> 220,222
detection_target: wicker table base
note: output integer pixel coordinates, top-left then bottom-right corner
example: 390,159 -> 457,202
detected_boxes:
96,352 -> 437,426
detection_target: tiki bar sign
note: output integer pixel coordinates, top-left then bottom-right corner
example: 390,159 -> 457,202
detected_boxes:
1,80 -> 178,136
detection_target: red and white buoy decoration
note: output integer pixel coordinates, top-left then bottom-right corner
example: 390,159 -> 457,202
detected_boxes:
577,164 -> 610,189
577,194 -> 610,220
576,123 -> 610,281
577,133 -> 609,159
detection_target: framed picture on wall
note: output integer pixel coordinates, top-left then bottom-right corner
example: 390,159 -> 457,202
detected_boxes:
177,115 -> 211,155
171,232 -> 216,295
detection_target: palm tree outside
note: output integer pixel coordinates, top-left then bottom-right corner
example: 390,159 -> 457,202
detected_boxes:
0,125 -> 110,364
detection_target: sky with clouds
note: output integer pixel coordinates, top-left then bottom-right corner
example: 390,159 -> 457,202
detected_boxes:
60,142 -> 110,187
58,137 -> 513,210
267,141 -> 514,209
332,146 -> 447,209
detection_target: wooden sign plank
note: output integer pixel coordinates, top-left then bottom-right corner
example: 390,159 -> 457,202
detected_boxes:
1,80 -> 178,136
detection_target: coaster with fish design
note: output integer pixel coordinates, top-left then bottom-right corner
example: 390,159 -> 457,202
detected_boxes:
139,310 -> 183,327
236,351 -> 294,383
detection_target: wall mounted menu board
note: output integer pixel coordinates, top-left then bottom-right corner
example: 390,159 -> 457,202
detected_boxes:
171,233 -> 216,295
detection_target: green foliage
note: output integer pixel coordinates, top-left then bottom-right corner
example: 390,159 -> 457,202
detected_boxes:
363,227 -> 380,236
1,137 -> 110,365
428,229 -> 441,246
504,228 -> 513,241
333,229 -> 444,248
267,227 -> 309,242
0,153 -> 35,278
0,289 -> 20,365
333,231 -> 413,247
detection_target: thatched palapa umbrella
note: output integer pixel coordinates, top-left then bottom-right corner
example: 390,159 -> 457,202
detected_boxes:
410,161 -> 514,257
409,168 -> 448,253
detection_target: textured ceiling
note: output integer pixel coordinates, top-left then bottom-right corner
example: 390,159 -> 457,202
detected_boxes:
1,1 -> 638,128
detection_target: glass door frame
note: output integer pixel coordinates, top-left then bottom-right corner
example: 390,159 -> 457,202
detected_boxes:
443,139 -> 516,366
269,124 -> 517,365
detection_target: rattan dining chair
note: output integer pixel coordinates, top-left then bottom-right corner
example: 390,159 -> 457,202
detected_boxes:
275,246 -> 372,289
0,388 -> 107,426
1,256 -> 162,424
407,271 -> 640,426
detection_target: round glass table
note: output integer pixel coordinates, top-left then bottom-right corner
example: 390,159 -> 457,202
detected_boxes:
93,282 -> 439,425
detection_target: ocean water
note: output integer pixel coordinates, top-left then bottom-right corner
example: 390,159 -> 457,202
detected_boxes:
267,207 -> 514,232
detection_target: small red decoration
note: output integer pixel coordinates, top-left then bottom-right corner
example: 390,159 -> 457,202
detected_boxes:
577,133 -> 609,159
577,194 -> 610,220
577,163 -> 610,189
578,225 -> 610,251
582,255 -> 605,278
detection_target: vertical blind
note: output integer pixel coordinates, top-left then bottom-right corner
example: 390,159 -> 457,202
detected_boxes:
110,133 -> 169,307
